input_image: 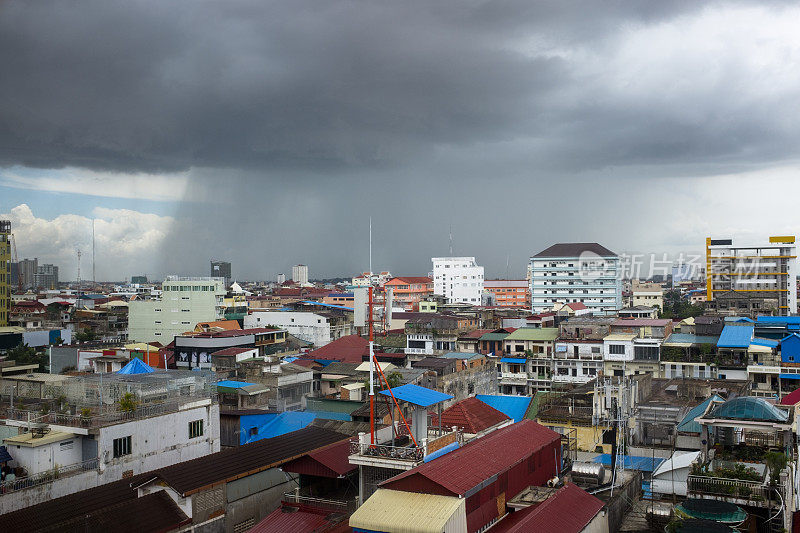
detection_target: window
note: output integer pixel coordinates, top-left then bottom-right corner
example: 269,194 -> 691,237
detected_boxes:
189,419 -> 204,439
113,436 -> 132,458
608,344 -> 625,355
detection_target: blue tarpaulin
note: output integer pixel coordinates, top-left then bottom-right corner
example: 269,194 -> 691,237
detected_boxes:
117,358 -> 154,374
475,394 -> 531,423
500,358 -> 527,364
423,441 -> 460,463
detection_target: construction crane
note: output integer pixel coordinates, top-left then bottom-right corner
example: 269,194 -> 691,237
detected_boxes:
10,233 -> 21,292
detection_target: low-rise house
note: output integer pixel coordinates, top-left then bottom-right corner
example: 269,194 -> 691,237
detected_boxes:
245,310 -> 354,347
173,327 -> 287,369
0,369 -> 220,514
351,420 -> 562,533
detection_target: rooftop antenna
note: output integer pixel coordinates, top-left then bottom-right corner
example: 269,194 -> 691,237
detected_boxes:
506,254 -> 510,280
449,224 -> 453,256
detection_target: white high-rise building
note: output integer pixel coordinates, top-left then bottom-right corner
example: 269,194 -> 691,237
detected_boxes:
432,257 -> 484,304
292,264 -> 309,284
530,243 -> 622,314
276,273 -> 286,284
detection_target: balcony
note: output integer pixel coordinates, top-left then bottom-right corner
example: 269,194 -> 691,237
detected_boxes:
500,372 -> 528,386
687,475 -> 775,507
0,457 -> 99,496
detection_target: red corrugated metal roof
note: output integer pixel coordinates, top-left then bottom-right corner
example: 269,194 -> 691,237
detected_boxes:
250,504 -> 341,532
381,420 -> 560,496
385,276 -> 433,285
490,483 -> 604,533
282,439 -> 356,478
781,388 -> 800,405
307,335 -> 369,363
430,397 -> 509,434
461,329 -> 493,339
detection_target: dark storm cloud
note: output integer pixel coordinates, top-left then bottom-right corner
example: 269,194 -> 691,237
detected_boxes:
3,0 -> 794,174
3,0 -> 800,279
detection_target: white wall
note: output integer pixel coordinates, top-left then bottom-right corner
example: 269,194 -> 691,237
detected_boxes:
7,436 -> 82,476
97,403 -> 220,473
432,257 -> 484,304
245,311 -> 332,346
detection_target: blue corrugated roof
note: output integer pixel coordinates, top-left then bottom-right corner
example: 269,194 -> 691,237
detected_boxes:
717,325 -> 754,348
379,383 -> 452,407
475,394 -> 532,423
780,374 -> 800,380
751,338 -> 779,348
500,357 -> 527,364
757,316 -> 800,324
117,358 -> 154,374
708,396 -> 789,422
593,454 -> 664,473
677,394 -> 724,434
217,380 -> 256,388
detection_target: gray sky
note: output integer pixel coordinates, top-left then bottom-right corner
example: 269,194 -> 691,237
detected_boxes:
2,0 -> 800,280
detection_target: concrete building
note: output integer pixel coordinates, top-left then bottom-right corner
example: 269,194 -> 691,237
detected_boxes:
0,369 -> 220,514
484,279 -> 530,308
128,276 -> 226,343
530,243 -> 622,314
210,260 -> 231,287
17,257 -> 37,291
0,220 -> 9,327
244,310 -> 354,347
631,279 -> 663,311
276,273 -> 286,284
292,264 -> 309,285
706,236 -> 798,316
34,263 -> 59,290
383,276 -> 433,311
432,256 -> 484,304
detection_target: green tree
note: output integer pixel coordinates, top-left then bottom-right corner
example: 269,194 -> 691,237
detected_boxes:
75,329 -> 96,342
4,343 -> 48,371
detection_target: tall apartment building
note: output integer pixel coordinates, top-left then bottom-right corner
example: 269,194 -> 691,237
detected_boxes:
276,273 -> 286,284
292,264 -> 309,284
17,257 -> 38,290
34,263 -> 59,289
530,243 -> 622,314
210,260 -> 231,287
128,276 -> 226,343
0,220 -> 10,327
706,236 -> 798,316
432,257 -> 484,304
484,279 -> 531,308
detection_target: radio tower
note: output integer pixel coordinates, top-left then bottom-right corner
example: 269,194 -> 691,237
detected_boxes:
92,219 -> 96,286
76,248 -> 82,291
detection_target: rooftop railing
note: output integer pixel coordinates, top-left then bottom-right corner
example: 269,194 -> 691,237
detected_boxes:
283,493 -> 358,515
687,475 -> 774,505
0,457 -> 98,496
349,439 -> 425,462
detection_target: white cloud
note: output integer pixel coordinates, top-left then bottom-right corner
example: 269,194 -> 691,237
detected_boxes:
0,167 -> 189,202
1,203 -> 175,281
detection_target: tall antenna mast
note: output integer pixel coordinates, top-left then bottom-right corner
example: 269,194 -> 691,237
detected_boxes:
369,217 -> 372,276
506,255 -> 510,279
449,224 -> 453,256
76,248 -> 82,291
92,219 -> 96,286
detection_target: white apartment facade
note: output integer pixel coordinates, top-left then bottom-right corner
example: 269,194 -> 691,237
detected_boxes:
432,257 -> 484,304
128,276 -> 226,343
292,264 -> 309,284
530,243 -> 622,314
706,236 -> 798,315
244,310 -> 353,347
